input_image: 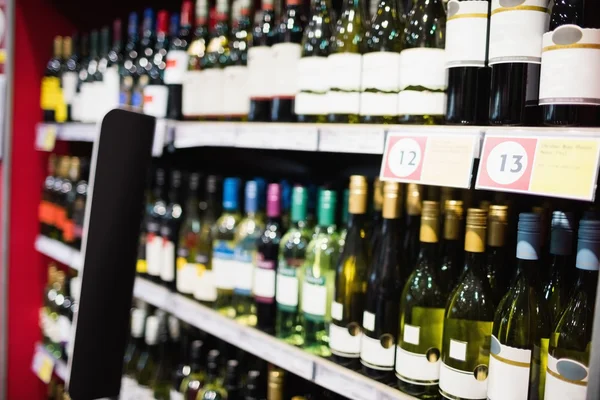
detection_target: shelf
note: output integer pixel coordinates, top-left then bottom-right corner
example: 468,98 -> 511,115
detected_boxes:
35,235 -> 82,270
32,343 -> 68,383
133,278 -> 415,400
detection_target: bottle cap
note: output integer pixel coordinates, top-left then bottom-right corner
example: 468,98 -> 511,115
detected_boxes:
131,308 -> 146,338
348,175 -> 367,214
465,208 -> 487,253
206,175 -> 220,194
488,205 -> 508,247
550,211 -> 574,256
207,349 -> 220,364
190,340 -> 204,360
267,183 -> 281,218
168,315 -> 180,340
145,315 -> 159,345
69,277 -> 81,303
518,212 -> 541,233
406,184 -> 422,216
245,181 -> 258,213
443,200 -> 463,241
373,178 -> 383,212
576,220 -> 600,271
171,170 -> 182,188
223,177 -> 240,210
181,1 -> 193,26
189,172 -> 200,191
254,177 -> 266,211
128,12 -> 138,36
318,190 -> 336,226
516,213 -> 541,260
157,10 -> 169,34
578,219 -> 600,241
290,186 -> 308,223
421,201 -> 439,243
281,180 -> 291,211
382,182 -> 402,219
155,168 -> 166,186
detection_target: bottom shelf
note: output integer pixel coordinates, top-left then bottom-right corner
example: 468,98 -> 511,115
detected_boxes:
32,342 -> 68,384
133,278 -> 415,400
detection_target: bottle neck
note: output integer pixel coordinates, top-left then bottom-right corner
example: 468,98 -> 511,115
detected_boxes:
575,268 -> 599,296
418,241 -> 438,267
464,251 -> 488,279
185,195 -> 199,215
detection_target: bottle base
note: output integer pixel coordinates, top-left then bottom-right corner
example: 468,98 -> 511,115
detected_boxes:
361,363 -> 395,384
329,354 -> 361,370
360,115 -> 396,124
397,379 -> 441,399
398,115 -> 444,125
328,114 -> 360,124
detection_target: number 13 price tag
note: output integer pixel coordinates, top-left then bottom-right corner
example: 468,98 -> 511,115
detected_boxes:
477,137 -> 537,191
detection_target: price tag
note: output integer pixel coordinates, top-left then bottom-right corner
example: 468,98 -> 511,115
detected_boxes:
152,119 -> 167,157
237,125 -> 279,149
274,125 -> 319,151
381,132 -> 479,188
35,124 -> 57,152
314,363 -> 376,400
174,122 -> 237,148
32,346 -> 55,384
319,126 -> 386,154
476,134 -> 600,201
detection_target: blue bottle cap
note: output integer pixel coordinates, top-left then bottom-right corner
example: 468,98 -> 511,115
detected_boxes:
245,181 -> 258,214
223,178 -> 240,211
281,180 -> 291,211
128,12 -> 138,35
254,177 -> 266,211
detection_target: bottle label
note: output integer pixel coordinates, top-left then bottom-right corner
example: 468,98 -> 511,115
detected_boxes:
360,52 -> 401,116
120,376 -> 139,400
327,53 -> 362,114
395,345 -> 441,385
233,250 -> 254,296
329,321 -> 362,357
223,65 -> 250,116
62,72 -> 78,105
40,76 -> 60,111
487,336 -> 532,399
201,69 -> 225,117
539,27 -> 600,106
253,253 -> 276,303
170,389 -> 185,400
182,70 -> 205,117
272,42 -> 302,97
160,239 -> 175,282
398,48 -> 447,116
445,1 -> 490,67
248,46 -> 275,99
439,361 -> 488,399
164,50 -> 190,84
295,57 -> 329,116
146,234 -> 163,277
276,261 -> 300,309
360,333 -> 396,371
136,385 -> 154,399
331,301 -> 343,321
177,261 -> 203,295
301,275 -> 327,319
58,315 -> 71,344
362,311 -> 375,331
489,0 -> 550,65
576,239 -> 600,271
544,354 -> 588,400
213,240 -> 236,289
104,66 -> 121,114
143,84 -> 169,118
194,270 -> 217,302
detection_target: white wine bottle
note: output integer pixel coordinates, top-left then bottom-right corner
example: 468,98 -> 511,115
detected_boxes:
544,219 -> 600,400
487,213 -> 551,400
396,201 -> 446,398
439,208 -> 495,400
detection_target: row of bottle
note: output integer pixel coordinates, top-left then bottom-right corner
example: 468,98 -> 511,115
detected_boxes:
40,264 -> 80,362
39,155 -> 89,249
42,0 -> 600,126
121,305 -> 347,400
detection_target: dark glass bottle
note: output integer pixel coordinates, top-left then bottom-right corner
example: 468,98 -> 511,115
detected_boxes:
61,36 -> 79,122
225,0 -> 252,121
402,183 -> 422,282
160,170 -> 184,291
133,9 -> 156,108
177,173 -> 202,297
120,12 -> 139,106
146,169 -> 168,283
438,200 -> 463,295
42,36 -> 63,122
181,341 -> 206,400
40,155 -> 57,237
486,205 -> 509,305
108,19 -> 123,67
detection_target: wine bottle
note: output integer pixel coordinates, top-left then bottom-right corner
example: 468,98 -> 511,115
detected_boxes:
302,190 -> 339,356
213,178 -> 242,318
41,36 -> 63,122
160,170 -> 184,291
248,0 -> 278,122
271,0 -> 306,122
268,368 -> 285,400
327,0 -> 368,123
120,12 -> 139,107
71,33 -> 89,121
143,10 -> 170,118
276,187 -> 311,345
52,157 -> 70,242
541,0 -> 589,126
102,20 -> 122,116
176,173 -> 201,297
397,200 -> 445,397
62,157 -> 80,247
338,189 -> 350,246
164,1 -> 193,120
170,320 -> 192,400
193,175 -> 221,306
39,155 -> 57,237
438,200 -> 464,295
544,220 -> 600,400
487,213 -> 551,400
370,177 -> 383,251
145,169 -> 167,281
151,320 -> 173,400
254,184 -> 284,334
61,36 -> 79,122
179,340 -> 205,399
359,0 -> 404,123
439,208 -> 495,400
224,0 -> 251,121
132,9 -> 156,109
360,182 -> 403,382
402,184 -> 423,282
488,0 -> 550,125
197,355 -> 226,399
543,211 -> 575,328
245,370 -> 264,400
182,0 -> 209,119
445,0 -> 491,125
136,315 -> 160,398
486,205 -> 509,305
233,181 -> 265,326
80,30 -> 101,122
330,176 -> 370,368
204,0 -> 231,119
295,0 -> 335,123
398,0 -> 446,124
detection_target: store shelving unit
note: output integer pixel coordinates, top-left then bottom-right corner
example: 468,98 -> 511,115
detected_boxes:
34,235 -> 415,400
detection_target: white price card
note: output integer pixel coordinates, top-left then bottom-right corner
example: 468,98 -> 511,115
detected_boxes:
319,126 -> 386,154
173,122 -> 237,148
133,279 -> 171,310
35,124 -> 57,152
32,345 -> 55,384
151,119 -> 168,157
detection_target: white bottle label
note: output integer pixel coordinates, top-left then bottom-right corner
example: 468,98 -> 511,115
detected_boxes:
360,52 -> 401,116
104,66 -> 121,114
301,281 -> 327,316
143,84 -> 169,118
136,385 -> 154,399
160,239 -> 175,282
79,82 -> 93,122
439,361 -> 488,399
360,334 -> 395,370
213,258 -> 236,290
182,70 -> 204,117
202,69 -> 224,117
71,92 -> 82,121
544,354 -> 588,400
487,336 -> 532,399
331,301 -> 343,321
327,53 -> 362,114
58,315 -> 71,344
176,263 -> 199,294
445,1 -> 490,67
164,50 -> 189,84
363,311 -> 375,331
248,46 -> 275,99
223,65 -> 250,116
489,0 -> 550,65
146,235 -> 163,277
539,26 -> 600,106
62,72 -> 78,105
329,322 -> 362,357
295,57 -> 329,116
194,270 -> 218,302
272,42 -> 302,97
170,389 -> 185,400
395,345 -> 441,384
233,260 -> 254,294
120,376 -> 138,400
253,267 -> 276,300
276,273 -> 298,307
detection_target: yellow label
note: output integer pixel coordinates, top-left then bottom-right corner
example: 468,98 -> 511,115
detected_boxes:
197,264 -> 207,276
37,356 -> 54,383
530,138 -> 599,200
42,126 -> 57,151
40,77 -> 60,110
176,257 -> 187,270
54,88 -> 67,123
136,259 -> 147,274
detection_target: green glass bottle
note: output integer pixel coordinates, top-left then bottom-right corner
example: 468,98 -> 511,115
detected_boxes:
301,190 -> 340,356
487,213 -> 551,400
136,315 -> 160,398
276,187 -> 311,345
213,178 -> 241,318
360,0 -> 404,123
439,209 -> 495,400
330,176 -> 370,369
398,0 -> 446,124
196,357 -> 224,400
438,200 -> 464,296
151,320 -> 173,400
338,188 -> 350,247
545,219 -> 600,400
177,173 -> 202,297
327,0 -> 368,123
121,308 -> 146,398
486,205 -> 509,305
397,201 -> 445,398
179,340 -> 205,398
233,181 -> 265,326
